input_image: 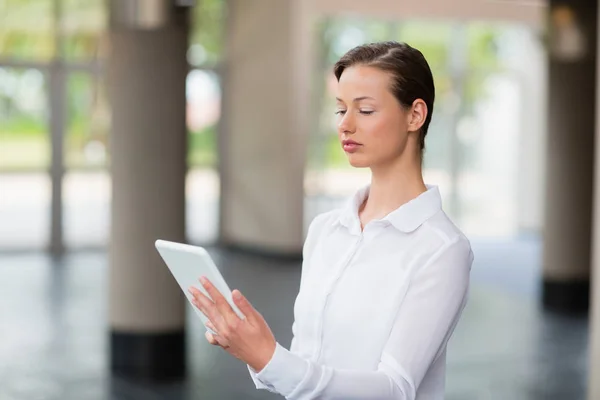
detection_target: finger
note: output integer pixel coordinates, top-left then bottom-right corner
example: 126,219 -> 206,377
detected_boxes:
231,289 -> 257,325
189,287 -> 228,333
205,331 -> 219,346
213,333 -> 230,349
188,285 -> 216,315
203,312 -> 230,349
206,320 -> 218,333
200,277 -> 239,324
188,286 -> 212,315
188,285 -> 211,302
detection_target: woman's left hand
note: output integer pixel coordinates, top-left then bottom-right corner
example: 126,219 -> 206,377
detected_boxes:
188,277 -> 277,372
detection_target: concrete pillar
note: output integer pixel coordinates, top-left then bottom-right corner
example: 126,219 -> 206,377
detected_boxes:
541,0 -> 597,315
589,0 -> 600,396
107,1 -> 189,380
219,0 -> 312,258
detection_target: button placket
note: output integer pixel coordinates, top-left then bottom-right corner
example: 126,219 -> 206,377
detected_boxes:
312,231 -> 364,362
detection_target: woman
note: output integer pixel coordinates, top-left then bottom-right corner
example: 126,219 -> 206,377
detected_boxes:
188,41 -> 474,399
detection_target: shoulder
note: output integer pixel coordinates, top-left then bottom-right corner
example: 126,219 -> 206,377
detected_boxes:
413,211 -> 474,277
308,209 -> 342,234
302,209 -> 342,260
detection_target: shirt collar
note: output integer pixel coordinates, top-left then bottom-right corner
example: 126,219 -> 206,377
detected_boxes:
336,184 -> 442,233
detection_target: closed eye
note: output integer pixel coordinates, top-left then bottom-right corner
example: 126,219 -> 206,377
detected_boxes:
335,110 -> 374,115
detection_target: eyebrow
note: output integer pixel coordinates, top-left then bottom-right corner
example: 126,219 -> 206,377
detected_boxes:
336,96 -> 375,102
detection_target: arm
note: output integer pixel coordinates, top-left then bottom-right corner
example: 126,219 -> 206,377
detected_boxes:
251,237 -> 473,400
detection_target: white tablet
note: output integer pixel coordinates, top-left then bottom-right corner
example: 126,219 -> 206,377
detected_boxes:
154,239 -> 245,334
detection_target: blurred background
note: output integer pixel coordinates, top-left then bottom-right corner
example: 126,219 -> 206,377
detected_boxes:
2,0 -> 598,399
0,1 -> 545,250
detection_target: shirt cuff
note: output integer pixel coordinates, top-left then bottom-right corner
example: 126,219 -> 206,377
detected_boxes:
253,342 -> 309,397
247,364 -> 277,392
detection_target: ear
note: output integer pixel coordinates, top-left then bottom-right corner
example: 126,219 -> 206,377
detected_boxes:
407,99 -> 427,133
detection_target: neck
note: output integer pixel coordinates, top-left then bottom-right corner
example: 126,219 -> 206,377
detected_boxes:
361,149 -> 427,219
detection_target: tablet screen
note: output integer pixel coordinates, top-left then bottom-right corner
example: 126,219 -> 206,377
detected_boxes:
155,240 -> 245,333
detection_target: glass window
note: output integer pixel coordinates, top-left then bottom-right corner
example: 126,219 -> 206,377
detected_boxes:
186,68 -> 221,245
0,173 -> 50,249
189,0 -> 225,68
422,70 -> 457,210
186,169 -> 219,245
0,67 -> 50,171
63,171 -> 110,248
0,0 -> 55,61
65,71 -> 110,169
63,71 -> 110,248
61,0 -> 107,61
456,72 -> 522,237
187,69 -> 220,168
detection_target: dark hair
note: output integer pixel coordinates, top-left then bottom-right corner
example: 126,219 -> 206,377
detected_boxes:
333,41 -> 435,152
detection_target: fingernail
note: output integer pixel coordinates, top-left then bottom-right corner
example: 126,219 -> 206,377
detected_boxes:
233,290 -> 241,300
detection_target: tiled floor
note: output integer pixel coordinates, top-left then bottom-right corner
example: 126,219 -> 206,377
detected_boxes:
0,236 -> 589,399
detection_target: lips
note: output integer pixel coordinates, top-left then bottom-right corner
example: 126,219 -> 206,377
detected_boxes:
342,139 -> 362,153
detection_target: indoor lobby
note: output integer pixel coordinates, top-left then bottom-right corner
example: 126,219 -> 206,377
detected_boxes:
1,0 -> 599,399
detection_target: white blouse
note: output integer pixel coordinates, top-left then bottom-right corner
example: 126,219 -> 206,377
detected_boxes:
247,184 -> 474,399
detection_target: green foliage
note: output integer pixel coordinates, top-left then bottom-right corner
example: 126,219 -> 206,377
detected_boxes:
188,125 -> 217,167
0,0 -> 54,60
397,21 -> 454,69
467,23 -> 503,69
0,117 -> 45,137
190,0 -> 225,67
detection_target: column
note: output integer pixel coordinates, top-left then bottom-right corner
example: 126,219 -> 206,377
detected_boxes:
588,0 -> 600,396
218,0 -> 312,258
542,0 -> 597,314
107,0 -> 190,380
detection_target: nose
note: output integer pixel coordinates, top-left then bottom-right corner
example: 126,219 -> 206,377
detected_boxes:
338,112 -> 355,135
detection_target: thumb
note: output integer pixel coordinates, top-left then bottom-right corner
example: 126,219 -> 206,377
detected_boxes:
232,289 -> 257,323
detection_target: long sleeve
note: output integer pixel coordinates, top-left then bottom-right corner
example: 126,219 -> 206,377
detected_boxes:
250,236 -> 472,400
247,320 -> 301,393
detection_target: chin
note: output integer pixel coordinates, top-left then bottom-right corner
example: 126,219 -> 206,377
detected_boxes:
346,155 -> 371,168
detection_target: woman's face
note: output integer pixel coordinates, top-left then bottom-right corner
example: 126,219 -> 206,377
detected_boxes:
335,65 -> 425,168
